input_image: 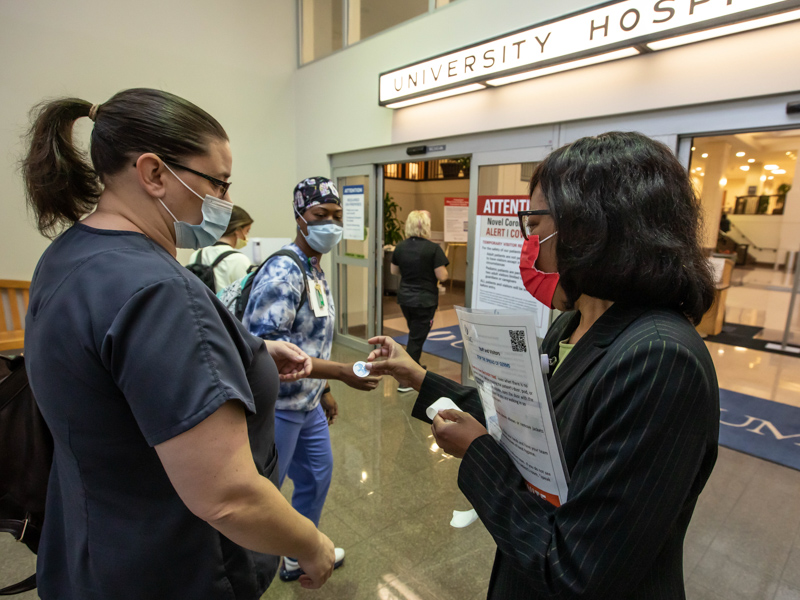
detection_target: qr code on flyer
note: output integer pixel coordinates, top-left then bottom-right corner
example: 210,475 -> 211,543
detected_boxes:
509,329 -> 527,353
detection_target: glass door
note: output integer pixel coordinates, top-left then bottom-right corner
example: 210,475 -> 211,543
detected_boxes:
331,165 -> 381,352
464,147 -> 554,383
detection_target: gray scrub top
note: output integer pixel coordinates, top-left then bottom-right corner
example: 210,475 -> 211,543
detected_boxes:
25,224 -> 280,600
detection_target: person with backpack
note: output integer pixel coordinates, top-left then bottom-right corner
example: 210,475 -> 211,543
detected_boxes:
20,89 -> 336,599
243,177 -> 381,583
187,205 -> 255,292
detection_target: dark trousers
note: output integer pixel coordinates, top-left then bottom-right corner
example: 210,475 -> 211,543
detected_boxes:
400,305 -> 437,364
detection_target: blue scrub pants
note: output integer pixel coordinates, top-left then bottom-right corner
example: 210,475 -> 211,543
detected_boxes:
274,404 -> 332,527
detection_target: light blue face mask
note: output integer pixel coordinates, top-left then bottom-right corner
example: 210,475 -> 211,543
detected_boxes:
298,215 -> 343,254
160,164 -> 233,249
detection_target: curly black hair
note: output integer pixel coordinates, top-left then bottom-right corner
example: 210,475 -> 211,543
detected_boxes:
530,131 -> 715,324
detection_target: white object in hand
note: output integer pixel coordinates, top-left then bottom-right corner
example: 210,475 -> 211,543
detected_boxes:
450,509 -> 479,528
353,361 -> 370,377
426,397 -> 461,421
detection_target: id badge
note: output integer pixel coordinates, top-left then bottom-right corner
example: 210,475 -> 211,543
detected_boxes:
307,276 -> 329,318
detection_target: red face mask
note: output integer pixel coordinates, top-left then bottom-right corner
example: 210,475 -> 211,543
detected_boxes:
518,232 -> 559,309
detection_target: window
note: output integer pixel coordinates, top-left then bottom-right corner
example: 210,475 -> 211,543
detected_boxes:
300,0 -> 461,64
300,0 -> 344,64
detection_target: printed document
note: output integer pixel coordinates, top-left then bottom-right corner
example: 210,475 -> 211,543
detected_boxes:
456,306 -> 569,506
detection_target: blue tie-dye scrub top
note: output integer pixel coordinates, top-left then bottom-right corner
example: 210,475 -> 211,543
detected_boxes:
243,243 -> 334,412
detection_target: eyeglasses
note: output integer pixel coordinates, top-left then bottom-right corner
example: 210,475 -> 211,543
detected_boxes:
132,159 -> 233,197
158,159 -> 232,197
517,210 -> 551,240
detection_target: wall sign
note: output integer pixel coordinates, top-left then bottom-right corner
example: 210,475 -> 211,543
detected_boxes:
444,197 -> 469,242
379,0 -> 800,107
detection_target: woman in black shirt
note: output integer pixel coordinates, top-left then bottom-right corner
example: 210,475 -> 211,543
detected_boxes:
390,210 -> 449,390
21,88 -> 335,599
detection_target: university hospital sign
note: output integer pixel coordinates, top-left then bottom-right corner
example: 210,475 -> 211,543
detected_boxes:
379,0 -> 800,107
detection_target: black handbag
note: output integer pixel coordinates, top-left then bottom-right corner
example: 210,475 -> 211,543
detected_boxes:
0,354 -> 53,595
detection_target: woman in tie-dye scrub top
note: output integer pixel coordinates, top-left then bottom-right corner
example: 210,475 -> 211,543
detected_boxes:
243,177 -> 381,583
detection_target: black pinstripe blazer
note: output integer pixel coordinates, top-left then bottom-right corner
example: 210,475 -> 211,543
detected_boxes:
412,303 -> 719,599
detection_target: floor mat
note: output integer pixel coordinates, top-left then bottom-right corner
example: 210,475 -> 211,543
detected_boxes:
719,389 -> 800,472
393,325 -> 463,364
706,323 -> 800,358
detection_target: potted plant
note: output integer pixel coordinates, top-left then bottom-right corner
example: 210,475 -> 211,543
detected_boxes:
455,156 -> 471,177
383,192 -> 403,294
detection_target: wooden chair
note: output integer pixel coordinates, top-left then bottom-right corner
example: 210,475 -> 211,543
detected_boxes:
0,280 -> 30,352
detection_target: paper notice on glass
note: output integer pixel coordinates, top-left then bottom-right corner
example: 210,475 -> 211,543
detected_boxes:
342,185 -> 365,241
456,306 -> 569,506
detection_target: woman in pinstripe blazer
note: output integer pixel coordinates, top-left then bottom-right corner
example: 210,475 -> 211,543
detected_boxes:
367,132 -> 720,599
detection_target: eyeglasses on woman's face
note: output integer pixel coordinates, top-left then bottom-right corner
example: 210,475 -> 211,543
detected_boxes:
132,159 -> 233,198
517,210 -> 551,240
163,160 -> 232,198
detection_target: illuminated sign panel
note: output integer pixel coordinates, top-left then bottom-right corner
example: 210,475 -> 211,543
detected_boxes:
379,0 -> 800,106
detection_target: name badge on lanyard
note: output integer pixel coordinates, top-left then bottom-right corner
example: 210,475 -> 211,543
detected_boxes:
307,274 -> 329,318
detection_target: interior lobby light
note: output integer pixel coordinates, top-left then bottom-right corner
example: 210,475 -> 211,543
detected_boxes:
719,178 -> 728,186
760,175 -> 767,181
739,165 -> 750,171
768,175 -> 775,180
736,151 -> 746,157
485,48 -> 639,87
647,9 -> 800,51
788,151 -> 793,155
748,158 -> 755,163
773,169 -> 787,174
385,83 -> 486,108
691,146 -> 696,151
765,164 -> 779,170
702,153 -> 709,158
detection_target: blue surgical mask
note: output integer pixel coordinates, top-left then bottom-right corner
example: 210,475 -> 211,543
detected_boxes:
298,215 -> 343,254
160,164 -> 232,249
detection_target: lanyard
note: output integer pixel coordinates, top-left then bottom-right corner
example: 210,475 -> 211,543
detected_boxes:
307,258 -> 326,309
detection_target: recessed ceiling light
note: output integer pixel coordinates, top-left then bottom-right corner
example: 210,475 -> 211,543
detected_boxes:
739,166 -> 750,171
787,151 -> 792,155
700,173 -> 705,177
719,178 -> 727,186
760,175 -> 767,181
773,169 -> 786,174
747,158 -> 755,163
736,152 -> 746,157
768,176 -> 774,180
691,146 -> 696,151
765,164 -> 779,170
702,153 -> 709,158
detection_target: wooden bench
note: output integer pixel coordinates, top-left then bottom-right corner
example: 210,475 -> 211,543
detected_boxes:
0,280 -> 30,352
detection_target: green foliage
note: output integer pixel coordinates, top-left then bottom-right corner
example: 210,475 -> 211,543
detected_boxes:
384,192 -> 404,246
777,183 -> 792,196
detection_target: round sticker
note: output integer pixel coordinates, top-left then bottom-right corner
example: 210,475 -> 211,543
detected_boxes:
353,361 -> 369,378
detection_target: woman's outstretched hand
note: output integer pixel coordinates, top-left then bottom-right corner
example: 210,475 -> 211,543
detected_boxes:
264,340 -> 313,381
366,336 -> 427,391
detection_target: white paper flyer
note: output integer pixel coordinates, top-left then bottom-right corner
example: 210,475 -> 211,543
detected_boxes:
456,306 -> 569,506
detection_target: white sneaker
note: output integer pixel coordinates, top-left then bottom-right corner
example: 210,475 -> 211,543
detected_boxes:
280,547 -> 345,582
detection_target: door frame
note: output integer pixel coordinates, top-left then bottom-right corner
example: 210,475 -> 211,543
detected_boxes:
331,165 -> 379,353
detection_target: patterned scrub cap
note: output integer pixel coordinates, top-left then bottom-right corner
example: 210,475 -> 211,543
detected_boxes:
293,176 -> 341,216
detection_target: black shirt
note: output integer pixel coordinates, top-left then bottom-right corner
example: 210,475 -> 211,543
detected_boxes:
392,236 -> 449,308
25,224 -> 280,600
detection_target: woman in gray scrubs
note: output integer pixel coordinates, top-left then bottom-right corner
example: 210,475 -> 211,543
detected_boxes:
22,88 -> 335,599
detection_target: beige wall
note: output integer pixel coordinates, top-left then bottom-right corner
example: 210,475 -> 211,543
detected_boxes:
0,0 -> 298,280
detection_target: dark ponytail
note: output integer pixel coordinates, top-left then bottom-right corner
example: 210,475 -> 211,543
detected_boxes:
22,88 -> 228,239
22,99 -> 102,238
